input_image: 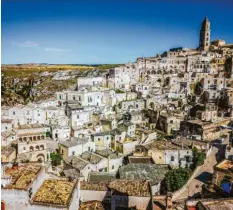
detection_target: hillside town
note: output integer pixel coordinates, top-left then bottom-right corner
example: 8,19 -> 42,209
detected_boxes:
1,17 -> 233,210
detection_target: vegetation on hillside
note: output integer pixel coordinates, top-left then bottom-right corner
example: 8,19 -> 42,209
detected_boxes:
164,168 -> 191,192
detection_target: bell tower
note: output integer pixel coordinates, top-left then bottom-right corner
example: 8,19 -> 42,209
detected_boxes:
199,16 -> 211,51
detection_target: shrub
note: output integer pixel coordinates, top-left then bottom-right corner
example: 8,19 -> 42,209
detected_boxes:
164,168 -> 191,192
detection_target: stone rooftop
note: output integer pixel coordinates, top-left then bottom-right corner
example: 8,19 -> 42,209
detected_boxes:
64,155 -> 89,170
60,137 -> 89,148
17,124 -> 43,129
95,149 -> 122,159
119,163 -> 170,185
32,179 -> 77,208
88,172 -> 118,182
80,151 -> 104,164
128,156 -> 154,164
3,164 -> 42,190
144,140 -> 189,150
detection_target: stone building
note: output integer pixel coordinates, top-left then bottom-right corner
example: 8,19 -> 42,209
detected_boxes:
199,17 -> 211,51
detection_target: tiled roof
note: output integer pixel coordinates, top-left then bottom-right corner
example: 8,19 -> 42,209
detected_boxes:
32,179 -> 77,207
80,181 -> 109,191
79,201 -> 111,210
109,180 -> 151,197
4,164 -> 42,190
80,180 -> 151,197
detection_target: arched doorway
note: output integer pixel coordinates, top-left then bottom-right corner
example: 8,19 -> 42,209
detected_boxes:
37,154 -> 45,162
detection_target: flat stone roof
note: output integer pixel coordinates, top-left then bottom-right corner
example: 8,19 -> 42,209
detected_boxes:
119,163 -> 170,185
59,137 -> 89,148
95,149 -> 122,159
89,172 -> 117,182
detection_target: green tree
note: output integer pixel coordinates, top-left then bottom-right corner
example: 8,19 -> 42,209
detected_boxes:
164,168 -> 191,192
193,147 -> 206,167
50,152 -> 62,166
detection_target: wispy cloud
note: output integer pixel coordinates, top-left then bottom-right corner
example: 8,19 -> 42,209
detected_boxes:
12,41 -> 39,48
44,48 -> 71,53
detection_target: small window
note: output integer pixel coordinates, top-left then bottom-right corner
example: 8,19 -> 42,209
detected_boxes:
77,115 -> 79,119
72,151 -> 75,155
187,151 -> 189,154
171,156 -> 175,161
98,138 -> 100,141
112,165 -> 114,170
13,111 -> 15,115
23,147 -> 26,150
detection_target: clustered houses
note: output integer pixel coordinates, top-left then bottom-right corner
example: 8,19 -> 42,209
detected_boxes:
1,17 -> 233,210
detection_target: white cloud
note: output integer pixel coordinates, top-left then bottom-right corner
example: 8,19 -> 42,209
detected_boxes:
12,41 -> 39,47
44,48 -> 71,53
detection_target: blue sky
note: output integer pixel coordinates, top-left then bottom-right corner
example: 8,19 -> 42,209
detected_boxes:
2,0 -> 233,64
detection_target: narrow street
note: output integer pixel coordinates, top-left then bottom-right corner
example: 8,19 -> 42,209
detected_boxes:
175,145 -> 220,201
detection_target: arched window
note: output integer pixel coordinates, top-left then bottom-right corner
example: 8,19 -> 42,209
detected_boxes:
171,156 -> 175,161
19,137 -> 23,142
40,145 -> 44,150
29,146 -> 34,152
35,145 -> 40,150
23,137 -> 27,142
33,136 -> 36,141
37,136 -> 41,140
41,135 -> 45,140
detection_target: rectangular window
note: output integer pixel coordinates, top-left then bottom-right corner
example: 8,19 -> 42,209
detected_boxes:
77,115 -> 79,119
98,138 -> 100,141
13,111 -> 15,115
112,165 -> 114,170
72,151 -> 75,155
